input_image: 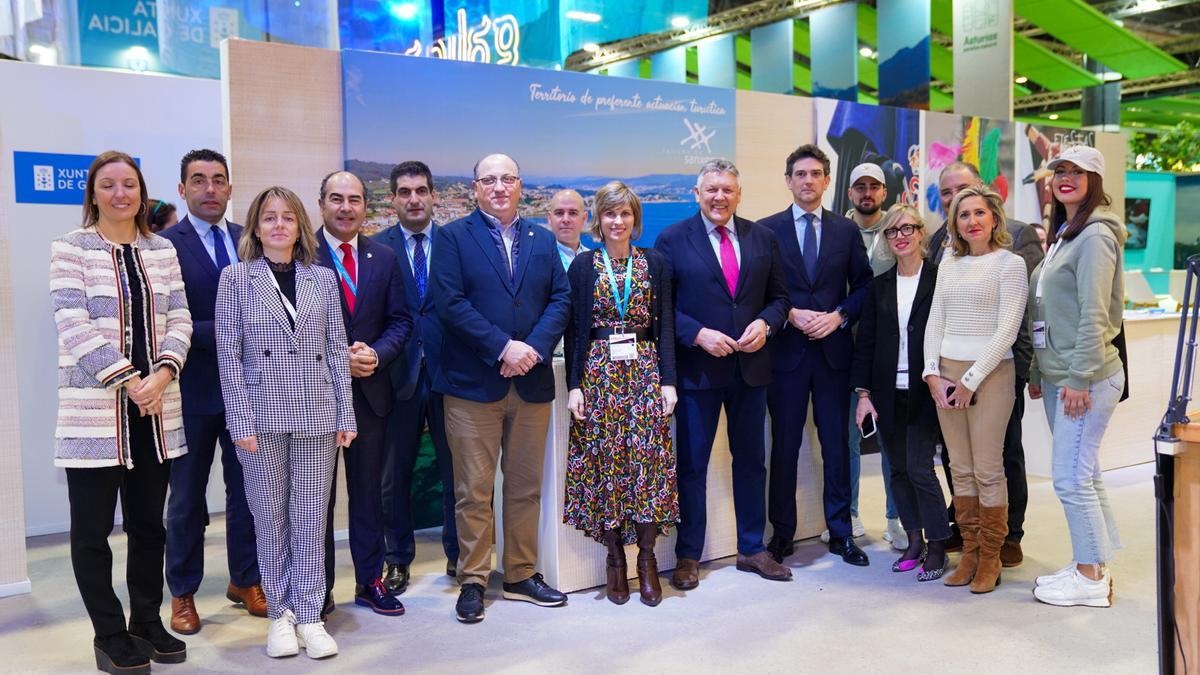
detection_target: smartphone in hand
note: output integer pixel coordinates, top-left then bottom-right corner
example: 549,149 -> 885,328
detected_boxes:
860,413 -> 877,438
945,385 -> 977,406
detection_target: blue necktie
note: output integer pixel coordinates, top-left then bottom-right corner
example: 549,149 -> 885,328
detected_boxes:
801,213 -> 818,280
412,232 -> 428,301
211,225 -> 231,270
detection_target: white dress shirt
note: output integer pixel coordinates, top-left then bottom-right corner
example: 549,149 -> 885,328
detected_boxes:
791,203 -> 821,258
402,222 -> 434,277
701,213 -> 741,266
322,228 -> 359,273
187,215 -> 238,266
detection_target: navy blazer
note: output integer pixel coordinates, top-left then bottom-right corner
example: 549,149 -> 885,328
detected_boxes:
429,208 -> 571,404
848,261 -> 939,442
315,228 -> 412,418
161,215 -> 243,416
759,206 -> 872,373
373,222 -> 443,402
654,212 -> 789,390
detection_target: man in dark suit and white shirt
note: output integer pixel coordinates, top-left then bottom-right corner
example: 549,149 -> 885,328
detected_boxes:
162,149 -> 264,634
758,144 -> 873,567
655,159 -> 792,591
374,161 -> 459,594
925,161 -> 1044,567
316,171 -> 412,618
429,154 -> 571,623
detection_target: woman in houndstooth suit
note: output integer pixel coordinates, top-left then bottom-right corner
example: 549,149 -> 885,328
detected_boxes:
216,186 -> 356,660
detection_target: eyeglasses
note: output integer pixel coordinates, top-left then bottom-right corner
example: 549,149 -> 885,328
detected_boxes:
883,224 -> 921,239
474,175 -> 519,188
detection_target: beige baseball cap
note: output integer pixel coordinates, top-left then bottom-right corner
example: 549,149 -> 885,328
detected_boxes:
849,162 -> 886,186
1046,145 -> 1105,175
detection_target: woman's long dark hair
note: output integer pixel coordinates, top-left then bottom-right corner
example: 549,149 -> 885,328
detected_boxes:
1049,171 -> 1112,245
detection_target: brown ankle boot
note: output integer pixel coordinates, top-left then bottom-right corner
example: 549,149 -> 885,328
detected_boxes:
971,504 -> 1010,594
602,530 -> 629,605
634,523 -> 662,606
944,496 -> 981,587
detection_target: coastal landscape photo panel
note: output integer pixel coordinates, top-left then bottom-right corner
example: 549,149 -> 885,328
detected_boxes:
341,49 -> 737,245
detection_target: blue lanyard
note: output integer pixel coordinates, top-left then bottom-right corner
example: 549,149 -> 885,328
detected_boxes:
325,238 -> 357,295
600,247 -> 634,324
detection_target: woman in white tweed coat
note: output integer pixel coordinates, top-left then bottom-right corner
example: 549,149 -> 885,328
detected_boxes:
49,151 -> 192,674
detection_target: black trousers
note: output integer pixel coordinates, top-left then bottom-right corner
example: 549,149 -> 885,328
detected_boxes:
886,391 -> 951,541
942,378 -> 1029,540
66,413 -> 171,638
325,404 -> 388,590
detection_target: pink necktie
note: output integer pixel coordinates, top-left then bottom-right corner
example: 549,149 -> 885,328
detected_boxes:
716,225 -> 739,296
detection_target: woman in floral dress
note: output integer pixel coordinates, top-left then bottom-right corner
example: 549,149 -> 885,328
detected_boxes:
564,181 -> 678,607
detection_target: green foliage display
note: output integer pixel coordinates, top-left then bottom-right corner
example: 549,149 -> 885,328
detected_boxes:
1129,121 -> 1200,172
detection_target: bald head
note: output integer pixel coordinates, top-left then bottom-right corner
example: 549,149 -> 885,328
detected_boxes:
319,170 -> 367,242
472,154 -> 522,224
549,189 -> 588,249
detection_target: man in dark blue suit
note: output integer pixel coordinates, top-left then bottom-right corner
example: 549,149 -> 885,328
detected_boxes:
162,149 -> 264,634
315,171 -> 412,617
429,153 -> 571,623
655,159 -> 792,591
373,161 -> 458,595
759,144 -> 872,566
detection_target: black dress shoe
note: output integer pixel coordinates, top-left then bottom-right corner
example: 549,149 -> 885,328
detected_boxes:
94,632 -> 150,674
456,583 -> 486,623
446,560 -> 457,578
829,535 -> 870,566
129,620 -> 187,664
767,536 -> 795,564
383,563 -> 410,595
354,579 -> 406,615
501,573 -> 567,607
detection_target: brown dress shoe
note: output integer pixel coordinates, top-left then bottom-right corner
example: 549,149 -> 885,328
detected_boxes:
736,551 -> 793,581
170,595 -> 200,635
670,558 -> 699,590
1000,538 -> 1023,568
226,583 -> 268,617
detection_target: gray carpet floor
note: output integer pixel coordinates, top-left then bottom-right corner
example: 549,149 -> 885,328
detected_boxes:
0,456 -> 1160,673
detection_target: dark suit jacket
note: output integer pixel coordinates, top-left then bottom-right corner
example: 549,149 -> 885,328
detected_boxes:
654,212 -> 788,390
848,262 -> 939,442
926,218 -> 1044,380
162,216 -> 243,416
428,208 -> 571,404
373,223 -> 443,402
563,247 -> 676,390
315,227 -> 412,418
758,206 -> 872,372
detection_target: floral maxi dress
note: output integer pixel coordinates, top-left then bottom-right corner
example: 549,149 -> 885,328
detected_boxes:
563,249 -> 678,545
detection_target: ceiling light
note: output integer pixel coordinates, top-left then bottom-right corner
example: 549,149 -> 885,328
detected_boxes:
565,10 -> 602,22
1048,113 -> 1060,120
670,16 -> 690,29
1015,76 -> 1028,84
859,46 -> 873,58
1136,0 -> 1162,11
1102,71 -> 1123,81
387,2 -> 418,20
582,43 -> 600,53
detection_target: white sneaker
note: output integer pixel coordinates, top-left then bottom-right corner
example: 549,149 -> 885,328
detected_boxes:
1035,561 -> 1077,587
851,516 -> 866,538
820,529 -> 831,544
1033,568 -> 1113,608
885,518 -> 908,551
266,610 -> 299,658
296,622 -> 338,659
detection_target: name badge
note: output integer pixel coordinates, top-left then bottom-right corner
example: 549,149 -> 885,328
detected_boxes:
1031,320 -> 1047,349
608,333 -> 637,362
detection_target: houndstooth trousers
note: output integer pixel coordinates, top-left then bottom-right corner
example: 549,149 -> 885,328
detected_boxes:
237,432 -> 337,624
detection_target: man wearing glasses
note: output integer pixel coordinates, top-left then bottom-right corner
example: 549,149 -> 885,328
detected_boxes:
429,154 -> 571,623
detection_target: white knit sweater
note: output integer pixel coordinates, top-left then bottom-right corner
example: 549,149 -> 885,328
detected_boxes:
922,249 -> 1028,391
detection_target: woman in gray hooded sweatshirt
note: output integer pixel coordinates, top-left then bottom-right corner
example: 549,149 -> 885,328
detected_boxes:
1027,145 -> 1126,608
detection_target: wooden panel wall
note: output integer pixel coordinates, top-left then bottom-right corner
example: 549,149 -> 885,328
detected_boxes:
734,89 -> 814,221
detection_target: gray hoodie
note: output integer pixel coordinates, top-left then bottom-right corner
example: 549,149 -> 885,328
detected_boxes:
1028,211 -> 1126,390
845,208 -> 891,276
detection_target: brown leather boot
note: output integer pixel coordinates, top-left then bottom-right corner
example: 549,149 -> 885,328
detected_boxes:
1000,538 -> 1024,567
634,522 -> 663,606
943,496 -> 981,587
971,504 -> 1010,594
602,530 -> 630,605
170,595 -> 200,634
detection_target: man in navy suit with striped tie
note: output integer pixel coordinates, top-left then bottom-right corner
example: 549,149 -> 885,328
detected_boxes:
374,161 -> 459,595
162,149 -> 264,634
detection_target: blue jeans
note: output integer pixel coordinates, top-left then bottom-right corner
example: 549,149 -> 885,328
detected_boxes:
849,393 -> 897,520
1041,371 -> 1124,565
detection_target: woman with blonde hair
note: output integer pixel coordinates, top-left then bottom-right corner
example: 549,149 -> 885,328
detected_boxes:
563,181 -> 678,607
50,150 -> 192,673
217,186 -> 355,658
923,186 -> 1028,594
